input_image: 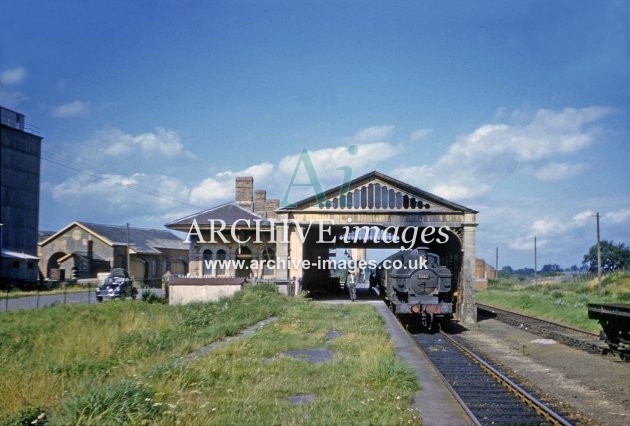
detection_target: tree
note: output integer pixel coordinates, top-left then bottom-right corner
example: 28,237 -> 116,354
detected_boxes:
582,240 -> 630,272
541,264 -> 561,274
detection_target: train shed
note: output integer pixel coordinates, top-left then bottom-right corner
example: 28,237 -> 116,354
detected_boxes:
167,171 -> 478,325
275,171 -> 478,325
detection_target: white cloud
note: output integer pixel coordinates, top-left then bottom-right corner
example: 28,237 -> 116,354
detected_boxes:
348,125 -> 395,143
190,162 -> 274,205
189,139 -> 401,207
532,162 -> 590,181
51,100 -> 89,118
0,66 -> 26,85
51,172 -> 191,214
605,208 -> 630,224
410,128 -> 432,142
90,127 -> 195,159
528,210 -> 595,239
391,106 -> 612,201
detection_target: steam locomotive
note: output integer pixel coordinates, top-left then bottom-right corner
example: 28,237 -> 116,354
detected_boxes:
374,248 -> 454,330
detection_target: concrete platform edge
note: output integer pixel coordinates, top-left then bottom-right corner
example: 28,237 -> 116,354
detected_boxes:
372,302 -> 473,425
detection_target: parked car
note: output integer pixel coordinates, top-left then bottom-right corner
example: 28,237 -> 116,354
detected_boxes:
95,268 -> 138,302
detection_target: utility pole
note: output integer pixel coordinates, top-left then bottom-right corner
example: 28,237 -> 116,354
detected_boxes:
596,212 -> 602,297
495,246 -> 499,277
126,222 -> 131,272
534,236 -> 537,285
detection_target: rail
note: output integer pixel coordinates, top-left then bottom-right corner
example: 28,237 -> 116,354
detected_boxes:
477,303 -> 603,355
412,331 -> 574,425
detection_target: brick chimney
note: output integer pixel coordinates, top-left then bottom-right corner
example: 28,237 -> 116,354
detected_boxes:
235,176 -> 254,211
254,190 -> 267,217
265,199 -> 280,219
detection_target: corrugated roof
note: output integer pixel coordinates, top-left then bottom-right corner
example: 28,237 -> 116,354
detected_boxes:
77,222 -> 188,254
1,249 -> 39,260
165,202 -> 271,229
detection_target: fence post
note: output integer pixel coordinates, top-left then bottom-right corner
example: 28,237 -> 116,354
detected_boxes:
63,282 -> 67,305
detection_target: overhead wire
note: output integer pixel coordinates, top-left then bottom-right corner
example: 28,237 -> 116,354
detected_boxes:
40,147 -> 204,210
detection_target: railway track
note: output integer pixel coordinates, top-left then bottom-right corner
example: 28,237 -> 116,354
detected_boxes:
477,303 -> 604,355
412,331 -> 573,425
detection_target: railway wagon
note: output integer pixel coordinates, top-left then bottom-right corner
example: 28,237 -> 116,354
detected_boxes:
587,303 -> 630,361
375,248 -> 454,330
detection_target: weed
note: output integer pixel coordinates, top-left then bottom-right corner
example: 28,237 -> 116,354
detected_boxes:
141,290 -> 165,304
54,380 -> 161,425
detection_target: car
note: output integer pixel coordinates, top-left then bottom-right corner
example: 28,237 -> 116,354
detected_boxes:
95,268 -> 138,302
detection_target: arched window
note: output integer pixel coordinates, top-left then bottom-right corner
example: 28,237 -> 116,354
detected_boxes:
216,249 -> 226,275
202,249 -> 213,276
262,248 -> 275,276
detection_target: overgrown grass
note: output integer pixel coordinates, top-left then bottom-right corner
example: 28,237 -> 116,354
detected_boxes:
1,283 -> 96,299
0,284 -> 420,424
477,271 -> 630,332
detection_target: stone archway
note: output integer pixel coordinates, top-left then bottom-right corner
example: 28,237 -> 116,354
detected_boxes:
47,251 -> 67,279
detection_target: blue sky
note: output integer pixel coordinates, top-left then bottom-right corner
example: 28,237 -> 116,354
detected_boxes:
1,0 -> 629,269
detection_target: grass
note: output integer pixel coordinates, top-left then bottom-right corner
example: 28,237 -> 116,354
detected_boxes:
1,283 -> 97,299
0,284 -> 420,425
477,271 -> 630,332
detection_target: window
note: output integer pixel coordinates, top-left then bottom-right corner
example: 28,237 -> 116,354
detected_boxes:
12,261 -> 19,268
262,248 -> 275,276
202,250 -> 212,276
216,249 -> 226,275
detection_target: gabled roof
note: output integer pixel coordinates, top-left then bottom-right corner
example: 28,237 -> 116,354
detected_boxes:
57,251 -> 110,264
279,170 -> 477,214
166,202 -> 271,230
39,222 -> 188,254
38,230 -> 56,243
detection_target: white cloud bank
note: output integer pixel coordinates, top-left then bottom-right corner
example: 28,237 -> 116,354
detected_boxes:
392,106 -> 612,201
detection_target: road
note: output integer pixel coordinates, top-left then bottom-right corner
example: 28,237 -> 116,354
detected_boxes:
1,288 -> 165,312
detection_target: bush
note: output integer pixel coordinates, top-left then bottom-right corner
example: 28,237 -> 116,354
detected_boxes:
142,290 -> 165,304
0,406 -> 48,426
487,278 -> 515,290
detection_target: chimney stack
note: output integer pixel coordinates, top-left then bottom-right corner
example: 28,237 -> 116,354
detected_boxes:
235,176 -> 254,211
255,190 -> 267,217
265,199 -> 280,219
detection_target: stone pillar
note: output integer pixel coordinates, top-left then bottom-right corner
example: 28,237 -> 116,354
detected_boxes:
274,213 -> 290,281
460,212 -> 478,326
289,227 -> 304,295
235,176 -> 254,211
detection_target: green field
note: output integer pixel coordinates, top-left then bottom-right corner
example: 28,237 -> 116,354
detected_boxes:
477,271 -> 630,332
0,285 -> 419,425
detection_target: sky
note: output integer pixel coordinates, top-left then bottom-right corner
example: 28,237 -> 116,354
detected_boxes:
1,0 -> 629,269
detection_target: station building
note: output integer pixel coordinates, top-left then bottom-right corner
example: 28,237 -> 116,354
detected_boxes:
38,222 -> 188,284
167,171 -> 479,324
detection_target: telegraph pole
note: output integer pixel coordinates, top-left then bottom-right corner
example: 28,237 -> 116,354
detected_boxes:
495,246 -> 499,278
126,222 -> 131,272
534,236 -> 537,285
596,212 -> 602,297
